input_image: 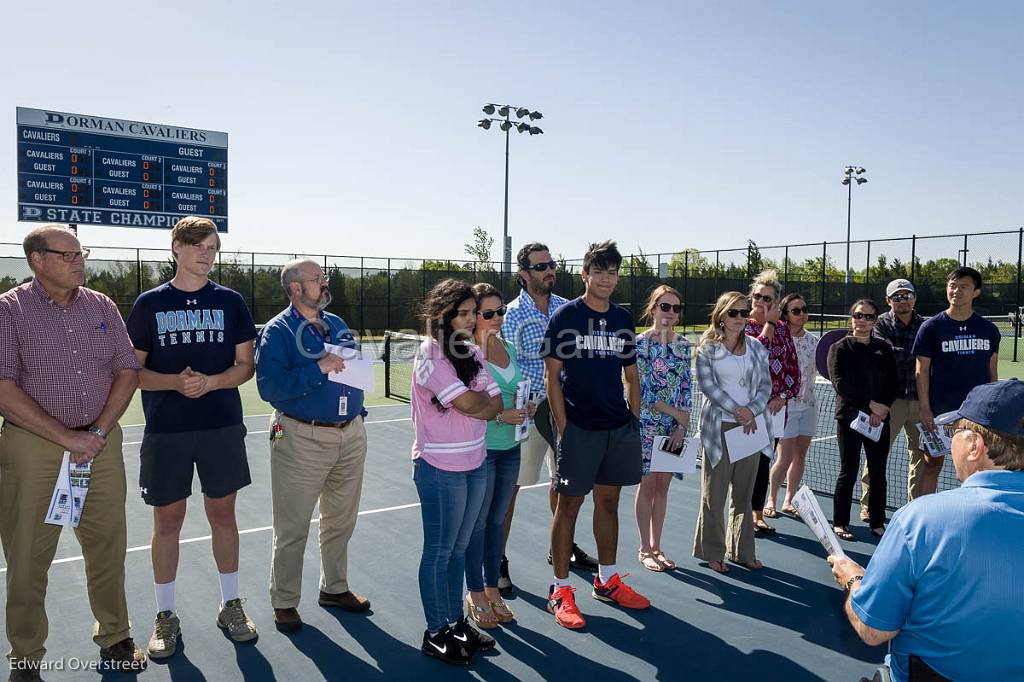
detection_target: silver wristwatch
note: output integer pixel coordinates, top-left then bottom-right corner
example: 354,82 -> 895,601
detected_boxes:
87,425 -> 106,438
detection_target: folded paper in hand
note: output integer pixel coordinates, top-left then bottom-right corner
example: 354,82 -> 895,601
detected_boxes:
851,411 -> 883,443
325,343 -> 375,392
45,451 -> 92,528
791,485 -> 847,559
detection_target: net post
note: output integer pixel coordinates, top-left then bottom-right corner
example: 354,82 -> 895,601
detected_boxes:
383,332 -> 391,399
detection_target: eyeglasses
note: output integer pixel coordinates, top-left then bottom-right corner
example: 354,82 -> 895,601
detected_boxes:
479,305 -> 507,320
726,308 -> 751,318
658,302 -> 682,314
890,293 -> 915,302
525,261 -> 557,272
852,312 -> 877,321
751,293 -> 775,304
40,248 -> 90,262
787,306 -> 808,315
300,275 -> 330,285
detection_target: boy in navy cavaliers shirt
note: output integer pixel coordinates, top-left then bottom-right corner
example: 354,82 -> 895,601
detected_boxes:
126,216 -> 258,658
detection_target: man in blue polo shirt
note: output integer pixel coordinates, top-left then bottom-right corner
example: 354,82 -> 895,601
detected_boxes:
828,378 -> 1024,682
255,258 -> 370,633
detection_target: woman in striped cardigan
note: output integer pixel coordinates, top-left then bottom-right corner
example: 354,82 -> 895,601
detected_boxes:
692,291 -> 775,573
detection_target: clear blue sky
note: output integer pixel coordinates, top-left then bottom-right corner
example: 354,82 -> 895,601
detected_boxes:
2,1 -> 1021,264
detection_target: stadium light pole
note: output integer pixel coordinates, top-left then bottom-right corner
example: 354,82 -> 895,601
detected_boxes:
841,165 -> 868,309
478,103 -> 544,283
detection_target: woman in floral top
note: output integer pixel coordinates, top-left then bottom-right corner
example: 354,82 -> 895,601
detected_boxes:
634,285 -> 692,572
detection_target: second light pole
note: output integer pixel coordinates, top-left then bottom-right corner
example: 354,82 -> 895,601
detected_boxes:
841,165 -> 868,309
478,103 -> 543,286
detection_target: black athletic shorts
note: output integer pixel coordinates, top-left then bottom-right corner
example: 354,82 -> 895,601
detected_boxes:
139,423 -> 251,506
554,417 -> 642,496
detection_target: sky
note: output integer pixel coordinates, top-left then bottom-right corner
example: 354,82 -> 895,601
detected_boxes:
1,1 -> 1021,265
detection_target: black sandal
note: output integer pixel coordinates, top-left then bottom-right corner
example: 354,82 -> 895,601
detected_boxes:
753,520 -> 777,535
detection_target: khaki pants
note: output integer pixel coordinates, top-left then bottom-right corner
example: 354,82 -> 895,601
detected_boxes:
860,399 -> 931,510
0,423 -> 129,662
693,425 -> 760,565
269,413 -> 367,609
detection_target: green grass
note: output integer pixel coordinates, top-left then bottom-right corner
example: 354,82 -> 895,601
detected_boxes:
119,363 -> 404,426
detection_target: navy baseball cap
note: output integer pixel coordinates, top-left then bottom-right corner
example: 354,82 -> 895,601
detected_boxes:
936,378 -> 1024,436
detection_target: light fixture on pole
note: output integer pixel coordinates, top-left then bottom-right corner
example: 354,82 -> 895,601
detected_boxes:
477,103 -> 544,285
841,165 -> 868,309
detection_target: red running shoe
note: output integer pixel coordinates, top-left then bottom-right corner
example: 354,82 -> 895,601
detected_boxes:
547,585 -> 586,629
592,573 -> 651,609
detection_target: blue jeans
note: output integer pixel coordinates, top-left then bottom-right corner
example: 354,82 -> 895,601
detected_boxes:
465,446 -> 522,591
413,457 -> 487,632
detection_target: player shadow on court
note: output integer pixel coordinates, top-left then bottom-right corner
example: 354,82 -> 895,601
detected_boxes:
224,631 -> 275,681
286,622 -> 388,680
515,588 -> 821,680
114,635 -> 205,682
759,525 -> 876,566
666,564 -> 883,665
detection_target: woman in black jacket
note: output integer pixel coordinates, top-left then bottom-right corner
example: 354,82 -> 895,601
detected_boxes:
827,299 -> 898,540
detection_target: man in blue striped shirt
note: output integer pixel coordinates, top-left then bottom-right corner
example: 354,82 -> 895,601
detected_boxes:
498,243 -> 597,597
828,379 -> 1024,682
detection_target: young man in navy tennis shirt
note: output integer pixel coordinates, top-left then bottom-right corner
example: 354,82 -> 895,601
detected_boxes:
542,240 -> 649,630
912,266 -> 1000,496
126,216 -> 259,658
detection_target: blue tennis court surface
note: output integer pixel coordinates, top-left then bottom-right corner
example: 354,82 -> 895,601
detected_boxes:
0,404 -> 886,681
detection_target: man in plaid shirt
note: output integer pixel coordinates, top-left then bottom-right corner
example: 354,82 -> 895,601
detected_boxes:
497,242 -> 597,598
0,225 -> 145,679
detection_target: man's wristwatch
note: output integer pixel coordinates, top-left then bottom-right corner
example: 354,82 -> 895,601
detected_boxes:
844,574 -> 863,593
87,425 -> 106,438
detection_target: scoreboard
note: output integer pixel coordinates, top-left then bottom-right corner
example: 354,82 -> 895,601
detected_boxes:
16,107 -> 229,231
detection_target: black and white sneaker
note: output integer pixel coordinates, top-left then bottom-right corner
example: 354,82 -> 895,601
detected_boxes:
547,543 -> 600,572
454,616 -> 496,652
497,556 -> 516,599
421,626 -> 471,666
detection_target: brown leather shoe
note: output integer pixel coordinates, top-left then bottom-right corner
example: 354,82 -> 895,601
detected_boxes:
99,637 -> 147,672
274,607 -> 303,632
318,590 -> 371,613
8,662 -> 45,682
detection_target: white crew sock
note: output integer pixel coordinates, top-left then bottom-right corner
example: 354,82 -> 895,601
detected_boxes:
598,564 -> 619,584
550,576 -> 572,591
155,581 -> 176,614
219,571 -> 240,604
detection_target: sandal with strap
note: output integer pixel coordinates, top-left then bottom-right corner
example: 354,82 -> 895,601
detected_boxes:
488,598 -> 514,623
708,560 -> 729,574
465,593 -> 498,629
834,526 -> 856,541
763,505 -> 779,519
651,548 -> 676,570
639,549 -> 664,572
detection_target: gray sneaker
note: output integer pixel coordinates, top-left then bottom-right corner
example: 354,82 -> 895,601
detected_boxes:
147,611 -> 180,659
217,598 -> 258,642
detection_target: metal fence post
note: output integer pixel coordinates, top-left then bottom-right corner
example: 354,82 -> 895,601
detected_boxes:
136,249 -> 142,298
865,240 -> 871,297
962,233 -> 969,266
783,246 -> 789,292
819,241 -> 827,333
386,258 -> 392,333
250,252 -> 256,314
1015,227 -> 1022,362
714,251 -> 720,296
360,257 -> 365,335
683,251 -> 690,328
910,235 -> 917,283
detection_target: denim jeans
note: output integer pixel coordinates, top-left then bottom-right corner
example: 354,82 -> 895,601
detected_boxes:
465,445 -> 522,591
413,457 -> 487,632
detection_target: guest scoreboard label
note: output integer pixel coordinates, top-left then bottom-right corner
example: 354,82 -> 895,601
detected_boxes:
16,107 -> 229,231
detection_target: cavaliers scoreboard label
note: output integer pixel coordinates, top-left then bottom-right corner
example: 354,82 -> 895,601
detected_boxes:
16,107 -> 228,231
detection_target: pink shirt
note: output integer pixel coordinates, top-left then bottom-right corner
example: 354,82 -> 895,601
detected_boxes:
0,279 -> 140,429
411,339 -> 500,472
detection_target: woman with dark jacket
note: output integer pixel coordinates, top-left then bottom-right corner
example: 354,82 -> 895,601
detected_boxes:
827,299 -> 898,540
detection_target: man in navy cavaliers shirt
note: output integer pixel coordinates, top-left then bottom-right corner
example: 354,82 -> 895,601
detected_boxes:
126,216 -> 258,659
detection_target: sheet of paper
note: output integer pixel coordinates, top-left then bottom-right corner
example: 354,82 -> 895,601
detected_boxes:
324,343 -> 375,392
45,451 -> 92,528
723,415 -> 771,463
514,379 -> 531,442
650,435 -> 699,474
916,423 -> 952,458
769,407 -> 786,439
791,485 -> 848,559
851,411 -> 883,443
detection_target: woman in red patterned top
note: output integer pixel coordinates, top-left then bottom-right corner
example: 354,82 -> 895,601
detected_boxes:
744,270 -> 801,534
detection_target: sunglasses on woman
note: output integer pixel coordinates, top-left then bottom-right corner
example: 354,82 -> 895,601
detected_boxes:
786,306 -> 808,315
751,293 -> 775,304
726,308 -> 750,318
852,312 -> 877,321
525,261 -> 557,272
658,302 -> 682,313
479,305 -> 507,320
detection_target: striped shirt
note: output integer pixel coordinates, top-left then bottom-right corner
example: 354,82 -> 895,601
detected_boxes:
0,279 -> 140,428
501,290 -> 569,392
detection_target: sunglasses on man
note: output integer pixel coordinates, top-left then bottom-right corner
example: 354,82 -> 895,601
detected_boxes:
889,293 -> 915,302
658,302 -> 682,313
852,312 -> 877,321
726,308 -> 750,318
524,261 -> 558,272
478,305 -> 507,320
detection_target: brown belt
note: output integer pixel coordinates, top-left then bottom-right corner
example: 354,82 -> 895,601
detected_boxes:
281,413 -> 354,429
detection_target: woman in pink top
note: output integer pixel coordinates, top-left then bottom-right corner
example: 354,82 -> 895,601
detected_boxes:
411,279 -> 503,666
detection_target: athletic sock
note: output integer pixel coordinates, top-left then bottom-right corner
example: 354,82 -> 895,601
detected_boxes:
551,576 -> 572,591
598,564 -> 619,584
219,571 -> 240,605
155,580 -> 176,614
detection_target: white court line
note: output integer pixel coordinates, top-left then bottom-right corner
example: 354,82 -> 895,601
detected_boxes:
122,417 -> 412,446
811,435 -> 837,443
0,482 -> 547,574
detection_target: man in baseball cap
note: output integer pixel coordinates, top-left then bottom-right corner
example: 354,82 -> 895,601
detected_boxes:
828,378 -> 1024,682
